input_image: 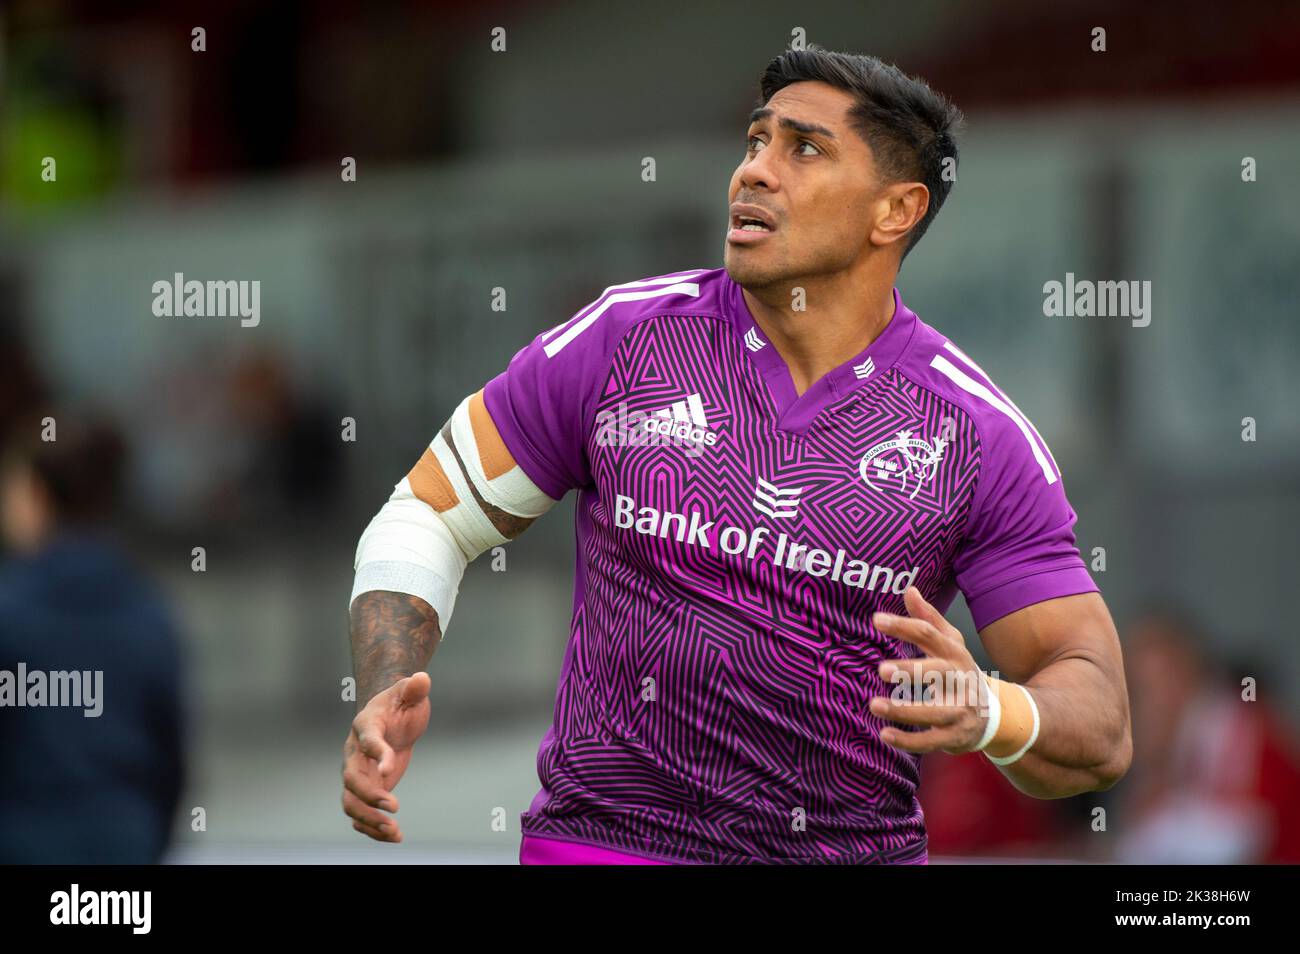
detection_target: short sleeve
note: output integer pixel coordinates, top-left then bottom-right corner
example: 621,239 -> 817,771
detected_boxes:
954,410 -> 1099,630
481,310 -> 613,500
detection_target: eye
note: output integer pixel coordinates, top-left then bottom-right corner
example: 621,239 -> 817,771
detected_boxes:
796,139 -> 820,156
746,134 -> 765,153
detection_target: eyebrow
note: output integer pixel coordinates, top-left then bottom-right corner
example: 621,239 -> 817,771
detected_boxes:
747,106 -> 837,140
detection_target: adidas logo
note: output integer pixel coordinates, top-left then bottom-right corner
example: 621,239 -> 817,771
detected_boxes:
752,477 -> 802,519
645,392 -> 720,447
853,356 -> 875,380
744,327 -> 767,352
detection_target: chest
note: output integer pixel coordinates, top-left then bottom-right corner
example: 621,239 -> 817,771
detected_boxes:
585,329 -> 980,610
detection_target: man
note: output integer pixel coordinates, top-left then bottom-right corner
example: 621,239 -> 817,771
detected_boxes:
342,48 -> 1131,864
0,414 -> 186,862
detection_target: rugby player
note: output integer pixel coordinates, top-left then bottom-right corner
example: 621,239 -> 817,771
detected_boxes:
342,48 -> 1132,864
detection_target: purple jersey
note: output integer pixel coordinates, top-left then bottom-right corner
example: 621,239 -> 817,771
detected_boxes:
483,267 -> 1098,864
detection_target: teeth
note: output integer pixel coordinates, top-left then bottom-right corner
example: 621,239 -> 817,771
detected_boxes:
740,222 -> 770,231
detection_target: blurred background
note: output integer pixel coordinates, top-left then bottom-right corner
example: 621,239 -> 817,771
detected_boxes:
1,0 -> 1298,863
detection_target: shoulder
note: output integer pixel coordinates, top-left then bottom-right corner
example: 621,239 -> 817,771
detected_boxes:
894,315 -> 1061,486
536,266 -> 728,361
483,267 -> 726,496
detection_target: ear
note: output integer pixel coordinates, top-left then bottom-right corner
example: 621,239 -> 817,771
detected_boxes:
869,182 -> 929,250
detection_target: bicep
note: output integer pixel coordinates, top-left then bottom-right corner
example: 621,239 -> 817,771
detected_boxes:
405,387 -> 560,544
978,591 -> 1123,685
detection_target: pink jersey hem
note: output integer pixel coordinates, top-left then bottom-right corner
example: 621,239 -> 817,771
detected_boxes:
519,834 -> 671,865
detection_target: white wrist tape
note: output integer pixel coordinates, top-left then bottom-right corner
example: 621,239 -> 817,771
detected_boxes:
971,670 -> 1002,753
985,684 -> 1041,766
351,391 -> 558,633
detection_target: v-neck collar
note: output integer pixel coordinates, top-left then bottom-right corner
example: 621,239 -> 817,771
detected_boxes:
724,274 -> 918,435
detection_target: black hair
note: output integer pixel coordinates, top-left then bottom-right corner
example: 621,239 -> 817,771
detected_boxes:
758,47 -> 963,258
3,411 -> 125,524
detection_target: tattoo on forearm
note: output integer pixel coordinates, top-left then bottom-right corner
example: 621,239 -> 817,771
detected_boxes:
440,420 -> 537,538
350,591 -> 442,705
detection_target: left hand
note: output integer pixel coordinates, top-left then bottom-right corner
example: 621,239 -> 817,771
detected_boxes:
870,586 -> 990,755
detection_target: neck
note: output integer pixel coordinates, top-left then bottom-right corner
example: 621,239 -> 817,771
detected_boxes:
740,263 -> 897,397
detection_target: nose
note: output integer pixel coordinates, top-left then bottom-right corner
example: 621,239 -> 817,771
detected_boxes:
740,146 -> 780,193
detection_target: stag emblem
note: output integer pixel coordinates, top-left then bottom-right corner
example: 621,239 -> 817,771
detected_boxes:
859,429 -> 948,499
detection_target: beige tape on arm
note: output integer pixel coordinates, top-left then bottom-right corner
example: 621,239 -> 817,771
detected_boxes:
982,677 -> 1041,765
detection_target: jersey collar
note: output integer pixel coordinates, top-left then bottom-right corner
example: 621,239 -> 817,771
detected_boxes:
724,273 -> 918,434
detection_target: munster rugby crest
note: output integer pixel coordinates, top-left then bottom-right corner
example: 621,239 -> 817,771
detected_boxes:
859,429 -> 947,499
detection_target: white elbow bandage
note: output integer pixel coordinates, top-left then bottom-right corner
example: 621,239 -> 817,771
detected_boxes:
350,392 -> 559,632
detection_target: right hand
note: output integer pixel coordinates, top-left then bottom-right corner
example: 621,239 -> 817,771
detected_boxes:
341,671 -> 432,843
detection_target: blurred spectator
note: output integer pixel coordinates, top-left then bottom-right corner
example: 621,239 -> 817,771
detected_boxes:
128,346 -> 343,533
0,411 -> 186,862
224,348 -> 343,521
1114,607 -> 1300,864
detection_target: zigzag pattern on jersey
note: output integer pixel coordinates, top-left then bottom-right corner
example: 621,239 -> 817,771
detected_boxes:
523,313 -> 982,863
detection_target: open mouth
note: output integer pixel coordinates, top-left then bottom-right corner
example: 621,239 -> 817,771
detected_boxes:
728,204 -> 778,243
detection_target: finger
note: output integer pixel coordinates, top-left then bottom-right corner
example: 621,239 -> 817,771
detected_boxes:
342,788 -> 397,832
879,723 -> 966,754
879,658 -> 962,704
870,695 -> 965,727
354,718 -> 395,771
878,660 -> 985,705
899,587 -> 961,639
342,762 -> 398,811
352,817 -> 402,843
374,740 -> 397,781
873,611 -> 950,657
878,655 -> 953,686
399,671 -> 432,708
